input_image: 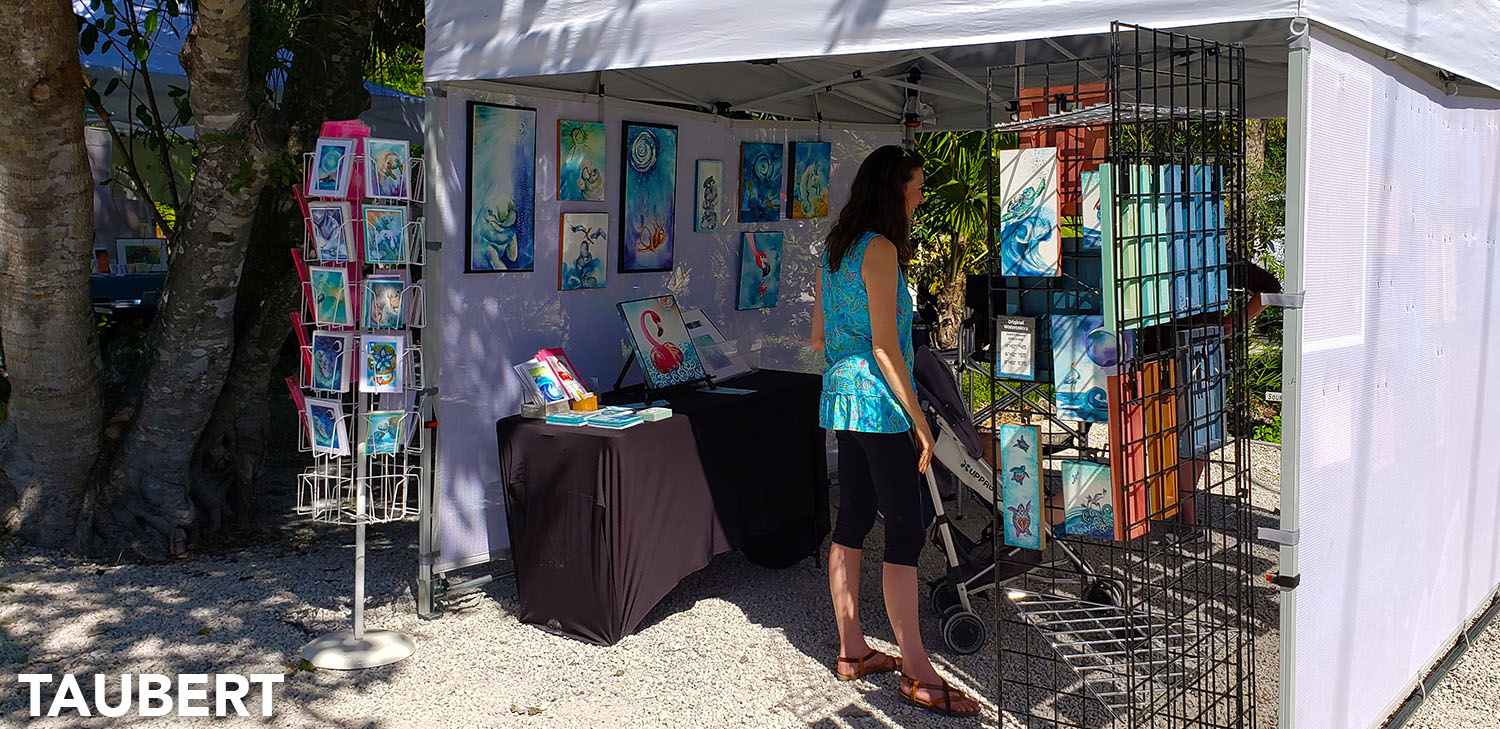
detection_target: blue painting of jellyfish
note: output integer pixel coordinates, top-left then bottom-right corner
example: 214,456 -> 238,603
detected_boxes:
620,121 -> 677,272
739,142 -> 783,223
1050,315 -> 1117,423
467,102 -> 536,272
365,411 -> 403,456
1061,461 -> 1114,539
737,231 -> 783,310
558,120 -> 606,202
1080,169 -> 1103,249
998,147 -> 1060,276
999,424 -> 1044,551
559,212 -> 608,291
788,142 -> 830,219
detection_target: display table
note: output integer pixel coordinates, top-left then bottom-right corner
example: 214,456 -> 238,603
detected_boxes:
497,369 -> 828,645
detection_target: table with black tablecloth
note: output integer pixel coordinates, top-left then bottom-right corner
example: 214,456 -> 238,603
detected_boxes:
497,369 -> 828,645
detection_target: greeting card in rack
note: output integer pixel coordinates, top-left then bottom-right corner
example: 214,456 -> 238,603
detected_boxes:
362,205 -> 407,265
310,330 -> 353,393
308,138 -> 357,198
360,333 -> 406,393
364,138 -> 411,199
309,201 -> 354,264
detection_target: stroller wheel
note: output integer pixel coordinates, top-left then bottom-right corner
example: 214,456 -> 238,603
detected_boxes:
930,579 -> 962,616
942,610 -> 986,655
1083,578 -> 1126,608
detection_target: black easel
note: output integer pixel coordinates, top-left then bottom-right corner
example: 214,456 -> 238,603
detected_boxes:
613,350 -> 717,406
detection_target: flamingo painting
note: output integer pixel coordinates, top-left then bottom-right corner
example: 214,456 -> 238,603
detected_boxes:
736,231 -> 784,310
617,295 -> 707,389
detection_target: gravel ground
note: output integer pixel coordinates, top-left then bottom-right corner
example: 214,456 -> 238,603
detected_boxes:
0,440 -> 1490,728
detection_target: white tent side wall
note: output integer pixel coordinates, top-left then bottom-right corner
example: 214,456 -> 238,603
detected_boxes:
425,84 -> 897,568
1285,26 -> 1500,729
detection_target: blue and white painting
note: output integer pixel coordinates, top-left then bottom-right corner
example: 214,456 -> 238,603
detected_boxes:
1177,327 -> 1226,459
620,121 -> 677,272
558,120 -> 606,202
365,410 -> 403,456
737,231 -> 784,310
1050,315 -> 1117,423
364,138 -> 410,199
739,141 -> 783,223
559,212 -> 608,291
997,147 -> 1060,276
362,205 -> 407,265
310,331 -> 351,393
788,141 -> 830,219
467,102 -> 536,272
998,423 -> 1045,551
305,397 -> 349,457
1061,461 -> 1114,539
617,295 -> 707,390
308,202 -> 351,264
362,276 -> 405,330
309,137 -> 355,198
695,160 -> 724,232
1080,169 -> 1102,249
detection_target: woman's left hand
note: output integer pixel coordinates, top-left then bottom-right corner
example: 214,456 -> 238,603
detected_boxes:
914,423 -> 935,474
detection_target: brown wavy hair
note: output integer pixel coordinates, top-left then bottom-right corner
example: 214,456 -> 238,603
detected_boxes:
824,145 -> 924,273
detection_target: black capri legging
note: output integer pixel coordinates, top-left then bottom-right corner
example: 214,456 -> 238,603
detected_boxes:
832,429 -> 925,567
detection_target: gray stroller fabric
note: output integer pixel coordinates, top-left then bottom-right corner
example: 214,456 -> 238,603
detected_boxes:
912,345 -> 985,504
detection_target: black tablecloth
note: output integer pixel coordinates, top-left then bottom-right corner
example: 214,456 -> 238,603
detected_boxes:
498,369 -> 827,645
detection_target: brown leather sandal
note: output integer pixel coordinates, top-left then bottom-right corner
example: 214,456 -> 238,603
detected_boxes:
835,649 -> 901,681
897,673 -> 981,717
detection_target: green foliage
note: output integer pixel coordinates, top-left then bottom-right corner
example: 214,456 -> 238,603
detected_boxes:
1252,413 -> 1282,444
909,131 -> 1017,297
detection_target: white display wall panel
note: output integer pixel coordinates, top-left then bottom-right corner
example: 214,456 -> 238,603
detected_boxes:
1289,28 -> 1500,729
429,85 -> 898,570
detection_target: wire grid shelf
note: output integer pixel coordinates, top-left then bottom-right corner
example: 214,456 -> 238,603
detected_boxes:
297,461 -> 420,525
993,103 -> 1234,133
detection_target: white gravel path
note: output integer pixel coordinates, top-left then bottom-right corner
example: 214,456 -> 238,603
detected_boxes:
0,441 -> 1492,728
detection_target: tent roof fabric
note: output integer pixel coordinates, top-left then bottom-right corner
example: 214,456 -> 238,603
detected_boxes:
425,0 -> 1500,126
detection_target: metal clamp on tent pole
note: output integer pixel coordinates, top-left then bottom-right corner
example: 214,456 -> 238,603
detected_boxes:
1261,292 -> 1304,309
1266,572 -> 1300,591
1257,527 -> 1300,546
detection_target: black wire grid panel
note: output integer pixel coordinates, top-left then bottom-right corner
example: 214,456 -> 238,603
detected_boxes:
967,23 -> 1257,728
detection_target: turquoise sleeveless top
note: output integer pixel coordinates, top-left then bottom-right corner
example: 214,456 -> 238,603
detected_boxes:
819,231 -> 915,433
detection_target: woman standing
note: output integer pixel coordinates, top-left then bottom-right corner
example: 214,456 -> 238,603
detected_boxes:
811,145 -> 981,717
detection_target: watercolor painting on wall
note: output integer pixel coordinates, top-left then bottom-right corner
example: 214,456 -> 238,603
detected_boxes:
308,137 -> 356,198
364,137 -> 410,199
1050,314 -> 1118,423
1061,460 -> 1114,539
997,147 -> 1060,276
998,423 -> 1045,550
619,121 -> 677,272
617,295 -> 707,390
695,160 -> 724,232
559,212 -> 609,291
788,141 -> 831,219
466,102 -> 536,272
737,231 -> 784,310
308,266 -> 352,326
310,331 -> 352,393
738,141 -> 783,223
308,202 -> 352,264
558,120 -> 606,202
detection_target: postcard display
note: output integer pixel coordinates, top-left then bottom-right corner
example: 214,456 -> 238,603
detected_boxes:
293,123 -> 427,669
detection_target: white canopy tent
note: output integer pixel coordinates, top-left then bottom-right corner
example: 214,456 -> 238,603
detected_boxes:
422,3 -> 1500,728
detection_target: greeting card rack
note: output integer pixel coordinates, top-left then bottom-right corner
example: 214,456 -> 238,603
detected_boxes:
967,24 -> 1258,728
292,127 -> 428,670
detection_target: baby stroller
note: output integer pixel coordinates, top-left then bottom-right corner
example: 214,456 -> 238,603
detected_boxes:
912,345 -> 1126,655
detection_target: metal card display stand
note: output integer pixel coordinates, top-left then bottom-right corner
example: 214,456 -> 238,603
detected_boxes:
295,128 -> 427,669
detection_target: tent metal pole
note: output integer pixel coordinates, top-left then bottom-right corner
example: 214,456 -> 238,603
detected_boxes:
772,64 -> 905,120
731,51 -> 926,109
919,52 -> 989,96
612,69 -> 714,109
1278,16 -> 1313,729
1041,37 -> 1107,81
863,76 -> 987,107
416,83 -> 447,620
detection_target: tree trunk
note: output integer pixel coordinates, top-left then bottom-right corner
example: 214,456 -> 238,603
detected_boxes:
1247,119 -> 1268,177
932,240 -> 969,350
192,0 -> 378,531
83,0 -> 281,558
0,0 -> 105,546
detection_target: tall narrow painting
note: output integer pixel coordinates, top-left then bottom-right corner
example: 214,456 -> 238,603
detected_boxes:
998,424 -> 1045,551
695,160 -> 725,232
619,121 -> 677,272
738,142 -> 783,223
788,141 -> 831,219
558,120 -> 606,202
466,102 -> 536,272
737,231 -> 784,310
997,147 -> 1060,277
1080,169 -> 1103,249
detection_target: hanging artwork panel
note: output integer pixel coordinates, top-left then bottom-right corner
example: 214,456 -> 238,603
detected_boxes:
360,333 -> 405,394
466,102 -> 536,272
559,212 -> 609,291
558,120 -> 606,202
308,266 -> 352,327
1050,314 -> 1118,423
694,160 -> 724,232
310,330 -> 353,393
363,137 -> 411,199
997,147 -> 1060,276
998,423 -> 1045,550
117,238 -> 169,274
362,205 -> 407,265
788,141 -> 831,219
738,141 -> 783,223
1080,169 -> 1103,249
616,295 -> 707,390
736,231 -> 784,310
619,121 -> 677,272
307,137 -> 356,198
1061,460 -> 1114,539
308,202 -> 353,264
305,397 -> 350,457
1177,326 -> 1226,459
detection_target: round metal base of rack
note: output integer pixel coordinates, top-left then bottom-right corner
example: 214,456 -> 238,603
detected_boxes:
301,630 -> 414,670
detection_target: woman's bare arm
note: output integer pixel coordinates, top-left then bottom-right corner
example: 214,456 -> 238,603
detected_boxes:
863,236 -> 934,470
811,272 -> 825,351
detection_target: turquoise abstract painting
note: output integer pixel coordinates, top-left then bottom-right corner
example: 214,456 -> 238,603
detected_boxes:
997,147 -> 1060,276
466,102 -> 536,272
739,142 -> 783,223
1061,460 -> 1114,539
620,121 -> 677,272
788,141 -> 830,219
999,424 -> 1045,550
558,120 -> 606,202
